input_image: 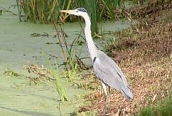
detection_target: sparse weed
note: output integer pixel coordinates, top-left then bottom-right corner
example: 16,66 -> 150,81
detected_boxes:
43,52 -> 68,102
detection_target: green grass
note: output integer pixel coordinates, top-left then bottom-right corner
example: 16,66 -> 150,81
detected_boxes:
136,90 -> 172,116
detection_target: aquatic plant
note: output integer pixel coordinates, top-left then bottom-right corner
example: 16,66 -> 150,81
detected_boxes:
3,67 -> 22,77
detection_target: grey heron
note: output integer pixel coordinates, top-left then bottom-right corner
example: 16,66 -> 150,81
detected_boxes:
60,8 -> 133,101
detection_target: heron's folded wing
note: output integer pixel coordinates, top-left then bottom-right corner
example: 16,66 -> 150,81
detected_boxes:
93,57 -> 124,91
97,50 -> 129,86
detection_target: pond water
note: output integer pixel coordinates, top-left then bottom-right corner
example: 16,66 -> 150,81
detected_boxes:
0,0 -> 131,115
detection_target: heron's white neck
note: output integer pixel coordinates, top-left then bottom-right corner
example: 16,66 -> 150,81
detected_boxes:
83,14 -> 97,60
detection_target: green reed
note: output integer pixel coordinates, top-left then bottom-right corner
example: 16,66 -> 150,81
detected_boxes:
17,0 -> 124,33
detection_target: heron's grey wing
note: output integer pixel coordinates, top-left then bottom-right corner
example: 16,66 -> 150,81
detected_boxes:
93,50 -> 133,99
97,50 -> 129,85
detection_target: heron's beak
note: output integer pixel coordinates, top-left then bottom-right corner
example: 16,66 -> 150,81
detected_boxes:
60,10 -> 74,14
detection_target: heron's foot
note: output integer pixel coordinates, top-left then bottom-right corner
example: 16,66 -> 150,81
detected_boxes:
102,95 -> 110,115
102,102 -> 110,116
102,104 -> 107,116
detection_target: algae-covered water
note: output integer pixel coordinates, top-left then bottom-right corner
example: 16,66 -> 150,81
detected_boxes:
0,1 -> 85,116
0,0 -> 131,115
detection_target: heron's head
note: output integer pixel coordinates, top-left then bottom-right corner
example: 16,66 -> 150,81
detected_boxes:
60,8 -> 87,17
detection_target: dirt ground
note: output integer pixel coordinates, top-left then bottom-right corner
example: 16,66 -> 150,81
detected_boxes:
79,0 -> 172,115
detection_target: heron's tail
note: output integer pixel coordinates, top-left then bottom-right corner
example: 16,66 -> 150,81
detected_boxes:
121,86 -> 133,100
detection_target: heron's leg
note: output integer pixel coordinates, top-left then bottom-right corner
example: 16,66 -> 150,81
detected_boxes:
101,82 -> 107,97
101,82 -> 110,103
101,82 -> 110,115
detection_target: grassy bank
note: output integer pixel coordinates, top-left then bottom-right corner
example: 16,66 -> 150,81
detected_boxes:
77,0 -> 172,115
